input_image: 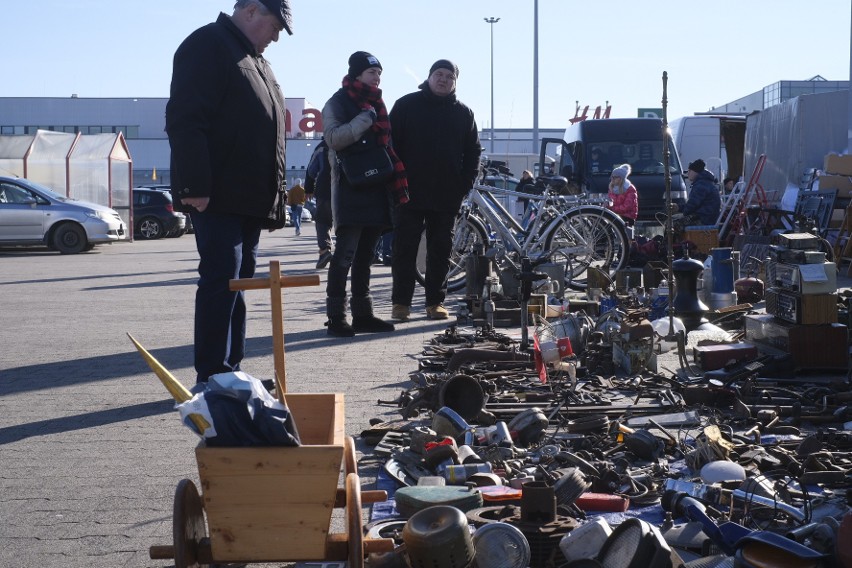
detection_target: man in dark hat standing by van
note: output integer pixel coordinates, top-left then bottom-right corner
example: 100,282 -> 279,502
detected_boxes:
389,59 -> 482,321
166,0 -> 292,386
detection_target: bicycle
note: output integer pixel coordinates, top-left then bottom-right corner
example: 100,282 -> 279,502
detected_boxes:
415,177 -> 630,292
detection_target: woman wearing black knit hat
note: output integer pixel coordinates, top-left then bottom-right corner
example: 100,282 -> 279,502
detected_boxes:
320,51 -> 409,337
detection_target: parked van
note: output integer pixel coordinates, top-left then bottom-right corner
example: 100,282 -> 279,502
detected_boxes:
539,118 -> 688,221
669,114 -> 746,184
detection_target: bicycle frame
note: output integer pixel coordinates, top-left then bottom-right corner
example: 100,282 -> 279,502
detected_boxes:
465,184 -> 616,267
416,181 -> 629,292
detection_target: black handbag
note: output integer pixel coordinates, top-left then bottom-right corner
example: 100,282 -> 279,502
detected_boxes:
336,136 -> 394,188
261,183 -> 288,230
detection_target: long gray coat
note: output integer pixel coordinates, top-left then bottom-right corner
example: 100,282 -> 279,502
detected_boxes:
321,89 -> 393,230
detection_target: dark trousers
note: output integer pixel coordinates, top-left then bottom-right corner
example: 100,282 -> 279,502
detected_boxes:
190,210 -> 262,383
314,197 -> 333,252
315,220 -> 332,252
381,230 -> 394,258
392,207 -> 455,307
326,224 -> 383,317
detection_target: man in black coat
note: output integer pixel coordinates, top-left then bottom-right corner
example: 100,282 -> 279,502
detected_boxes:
305,139 -> 333,269
165,0 -> 292,385
389,59 -> 482,320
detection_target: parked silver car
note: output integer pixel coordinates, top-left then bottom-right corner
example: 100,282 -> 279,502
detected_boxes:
0,175 -> 127,253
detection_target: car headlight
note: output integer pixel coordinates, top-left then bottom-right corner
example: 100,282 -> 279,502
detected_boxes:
86,210 -> 108,220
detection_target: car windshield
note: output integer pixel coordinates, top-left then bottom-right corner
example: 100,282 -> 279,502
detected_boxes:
484,176 -> 520,191
588,140 -> 681,176
18,179 -> 71,201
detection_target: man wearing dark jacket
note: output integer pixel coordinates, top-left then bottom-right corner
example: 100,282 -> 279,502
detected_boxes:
165,0 -> 292,385
682,159 -> 721,226
389,59 -> 482,321
305,139 -> 333,269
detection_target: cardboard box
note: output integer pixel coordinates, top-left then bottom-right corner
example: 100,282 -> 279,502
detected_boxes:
824,153 -> 852,176
818,174 -> 852,193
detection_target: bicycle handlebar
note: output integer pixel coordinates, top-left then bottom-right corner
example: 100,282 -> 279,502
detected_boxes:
471,182 -> 609,207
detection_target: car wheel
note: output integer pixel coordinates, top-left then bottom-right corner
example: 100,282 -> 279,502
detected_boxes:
52,223 -> 88,254
166,228 -> 185,238
138,217 -> 164,239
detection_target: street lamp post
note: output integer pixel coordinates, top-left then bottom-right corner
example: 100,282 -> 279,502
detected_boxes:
484,16 -> 500,154
533,1 -> 539,156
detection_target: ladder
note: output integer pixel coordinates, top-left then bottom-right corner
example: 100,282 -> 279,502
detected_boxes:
835,204 -> 852,276
718,154 -> 768,245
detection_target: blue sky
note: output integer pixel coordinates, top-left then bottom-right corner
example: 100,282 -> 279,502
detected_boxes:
3,0 -> 850,128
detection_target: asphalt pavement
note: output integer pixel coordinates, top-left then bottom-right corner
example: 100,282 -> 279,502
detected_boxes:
0,227 -> 449,568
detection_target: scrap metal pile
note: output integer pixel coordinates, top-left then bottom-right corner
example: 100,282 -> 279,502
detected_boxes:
362,314 -> 852,567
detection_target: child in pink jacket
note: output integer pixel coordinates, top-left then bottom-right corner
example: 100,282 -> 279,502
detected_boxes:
608,163 -> 638,226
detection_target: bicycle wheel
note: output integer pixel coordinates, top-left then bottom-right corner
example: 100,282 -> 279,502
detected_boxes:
544,206 -> 629,290
415,215 -> 488,293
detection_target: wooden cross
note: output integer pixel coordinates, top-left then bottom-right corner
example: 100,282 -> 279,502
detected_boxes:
229,260 -> 320,402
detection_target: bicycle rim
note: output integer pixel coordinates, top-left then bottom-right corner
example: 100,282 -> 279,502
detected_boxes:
415,216 -> 488,293
544,207 -> 629,290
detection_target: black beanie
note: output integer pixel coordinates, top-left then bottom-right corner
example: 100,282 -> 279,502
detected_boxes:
688,159 -> 706,173
429,59 -> 459,78
348,51 -> 382,80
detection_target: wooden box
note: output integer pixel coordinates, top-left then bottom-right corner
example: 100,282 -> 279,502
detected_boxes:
693,342 -> 758,371
684,227 -> 719,255
744,314 -> 848,370
196,393 -> 345,562
765,288 -> 838,325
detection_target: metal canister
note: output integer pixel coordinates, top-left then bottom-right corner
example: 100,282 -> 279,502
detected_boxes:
488,421 -> 513,447
441,463 -> 493,485
457,445 -> 484,464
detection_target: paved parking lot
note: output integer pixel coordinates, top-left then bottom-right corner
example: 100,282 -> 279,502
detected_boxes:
0,230 -> 448,567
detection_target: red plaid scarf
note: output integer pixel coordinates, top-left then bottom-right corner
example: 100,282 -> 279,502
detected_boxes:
342,76 -> 409,204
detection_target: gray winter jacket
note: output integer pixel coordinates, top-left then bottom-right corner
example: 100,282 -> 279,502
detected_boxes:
321,89 -> 393,230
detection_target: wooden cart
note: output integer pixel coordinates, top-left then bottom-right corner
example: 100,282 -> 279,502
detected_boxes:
149,261 -> 394,567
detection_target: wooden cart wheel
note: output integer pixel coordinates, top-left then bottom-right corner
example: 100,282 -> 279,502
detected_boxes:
173,478 -> 208,568
346,472 -> 365,568
344,435 -> 357,477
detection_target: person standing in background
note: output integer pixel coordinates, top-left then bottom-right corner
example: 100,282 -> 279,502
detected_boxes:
516,169 -> 538,218
517,170 -> 535,193
589,146 -> 604,174
321,51 -> 408,337
607,163 -> 638,228
305,139 -> 334,268
166,0 -> 292,386
682,159 -> 722,225
287,178 -> 305,236
389,59 -> 481,321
